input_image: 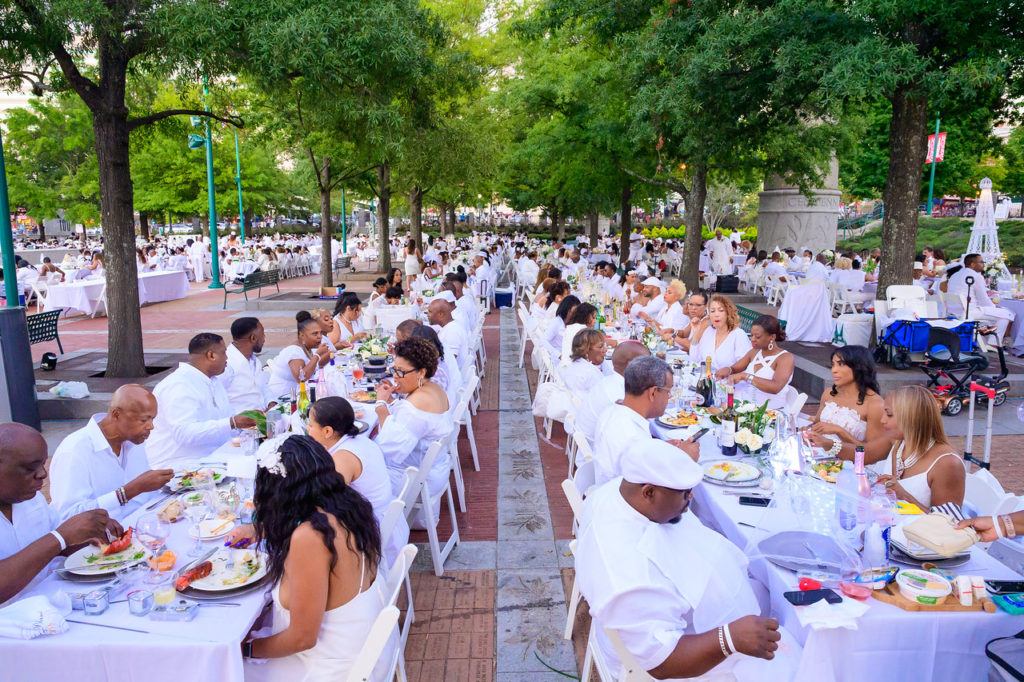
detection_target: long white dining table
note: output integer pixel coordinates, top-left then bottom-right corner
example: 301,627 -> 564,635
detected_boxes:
44,270 -> 189,316
650,421 -> 1024,682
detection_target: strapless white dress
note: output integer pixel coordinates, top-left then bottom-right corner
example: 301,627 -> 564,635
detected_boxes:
818,401 -> 867,441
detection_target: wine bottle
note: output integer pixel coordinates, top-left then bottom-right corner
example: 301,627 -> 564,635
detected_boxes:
297,369 -> 311,417
720,385 -> 737,456
696,355 -> 715,407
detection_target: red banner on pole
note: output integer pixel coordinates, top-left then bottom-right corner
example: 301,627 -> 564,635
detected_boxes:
926,132 -> 947,163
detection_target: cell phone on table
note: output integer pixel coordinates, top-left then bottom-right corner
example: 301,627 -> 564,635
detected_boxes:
783,589 -> 842,606
689,427 -> 710,441
739,496 -> 771,507
985,580 -> 1024,595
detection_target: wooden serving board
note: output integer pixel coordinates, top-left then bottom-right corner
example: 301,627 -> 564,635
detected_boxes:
871,581 -> 996,613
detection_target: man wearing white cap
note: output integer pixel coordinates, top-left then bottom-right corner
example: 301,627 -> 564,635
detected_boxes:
439,283 -> 473,335
912,262 -> 930,293
576,439 -> 793,681
633,277 -> 668,322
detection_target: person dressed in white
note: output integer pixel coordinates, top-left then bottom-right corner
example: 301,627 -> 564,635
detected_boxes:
708,230 -> 734,274
574,342 -> 650,452
634,278 -> 668,322
408,324 -> 462,414
691,295 -> 753,372
946,253 -> 1014,341
804,253 -> 831,284
562,329 -> 607,393
49,385 -> 173,521
268,312 -> 333,399
576,439 -> 796,681
188,238 -> 206,283
716,315 -> 795,411
330,293 -> 370,347
0,423 -> 122,605
471,254 -> 493,301
146,333 -> 259,469
222,317 -> 274,412
308,398 -> 409,567
763,253 -> 788,285
641,279 -> 687,336
519,252 -> 540,288
427,298 -> 471,372
402,238 -> 422,287
593,356 -> 698,486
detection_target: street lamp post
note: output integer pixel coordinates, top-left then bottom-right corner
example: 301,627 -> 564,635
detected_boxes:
0,128 -> 19,306
202,76 -> 223,289
341,188 -> 348,254
233,130 -> 245,244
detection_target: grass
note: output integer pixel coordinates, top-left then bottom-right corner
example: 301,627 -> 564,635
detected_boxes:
838,217 -> 1024,267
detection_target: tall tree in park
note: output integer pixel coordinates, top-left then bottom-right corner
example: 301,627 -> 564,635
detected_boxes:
0,1 -> 244,377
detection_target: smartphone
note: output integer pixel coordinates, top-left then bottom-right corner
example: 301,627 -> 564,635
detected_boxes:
689,427 -> 710,441
985,580 -> 1024,595
783,589 -> 842,606
739,496 -> 771,507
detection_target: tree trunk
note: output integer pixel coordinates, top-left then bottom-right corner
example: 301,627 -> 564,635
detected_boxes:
138,211 -> 150,240
94,110 -> 146,377
619,183 -> 633,266
449,205 -> 456,237
319,157 -> 333,287
878,86 -> 929,298
376,162 -> 391,273
38,221 -> 46,242
549,202 -> 560,242
408,186 -> 423,248
589,212 -> 599,247
438,200 -> 448,238
681,165 -> 708,293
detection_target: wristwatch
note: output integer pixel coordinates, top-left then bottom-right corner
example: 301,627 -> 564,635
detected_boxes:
242,640 -> 254,658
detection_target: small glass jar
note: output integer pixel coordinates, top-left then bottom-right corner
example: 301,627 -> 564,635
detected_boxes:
127,589 -> 154,616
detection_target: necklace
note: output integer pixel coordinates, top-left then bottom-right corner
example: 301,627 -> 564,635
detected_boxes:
895,439 -> 935,479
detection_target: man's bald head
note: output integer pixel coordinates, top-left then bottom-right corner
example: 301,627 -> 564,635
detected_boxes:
0,423 -> 48,504
395,318 -> 422,342
106,384 -> 157,445
611,341 -> 651,376
427,300 -> 453,326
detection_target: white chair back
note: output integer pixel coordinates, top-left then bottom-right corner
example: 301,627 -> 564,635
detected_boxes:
344,606 -> 401,682
964,469 -> 1017,516
378,499 -> 406,558
374,305 -> 416,334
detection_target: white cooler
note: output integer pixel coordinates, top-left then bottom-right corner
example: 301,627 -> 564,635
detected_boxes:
832,313 -> 873,347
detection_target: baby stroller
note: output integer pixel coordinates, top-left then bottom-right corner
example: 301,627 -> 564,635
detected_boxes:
920,325 -> 1008,416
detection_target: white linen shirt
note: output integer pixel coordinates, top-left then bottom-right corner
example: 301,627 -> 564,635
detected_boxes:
574,373 -> 624,450
456,293 -> 479,329
593,403 -> 654,486
437,320 -> 471,372
49,414 -> 152,521
690,327 -> 752,373
0,492 -> 63,605
221,344 -> 272,412
146,363 -> 235,468
658,301 -> 688,332
563,358 -> 603,394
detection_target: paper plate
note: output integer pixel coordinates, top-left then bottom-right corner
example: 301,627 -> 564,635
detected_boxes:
703,459 -> 762,486
188,517 -> 237,540
183,549 -> 269,593
167,467 -> 228,493
63,539 -> 150,576
657,411 -> 702,429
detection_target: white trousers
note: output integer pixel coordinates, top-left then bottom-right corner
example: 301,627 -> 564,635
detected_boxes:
972,305 -> 1014,341
191,256 -> 205,282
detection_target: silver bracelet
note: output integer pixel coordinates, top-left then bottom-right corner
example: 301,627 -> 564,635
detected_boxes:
723,623 -> 736,655
827,438 -> 842,457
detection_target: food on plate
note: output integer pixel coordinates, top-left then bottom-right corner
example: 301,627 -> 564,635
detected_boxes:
102,528 -> 133,556
222,552 -> 262,586
173,470 -> 223,490
704,461 -> 759,481
158,498 -> 182,523
175,561 -> 213,590
662,411 -> 700,427
811,459 -> 843,483
148,550 -> 177,572
349,390 -> 376,403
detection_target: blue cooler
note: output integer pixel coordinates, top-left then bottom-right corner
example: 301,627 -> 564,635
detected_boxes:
494,287 -> 514,308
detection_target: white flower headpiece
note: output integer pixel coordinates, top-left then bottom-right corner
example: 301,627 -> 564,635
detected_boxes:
255,434 -> 290,478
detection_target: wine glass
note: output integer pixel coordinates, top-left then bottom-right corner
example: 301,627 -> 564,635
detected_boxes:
352,360 -> 365,384
136,512 -> 170,558
182,492 -> 211,556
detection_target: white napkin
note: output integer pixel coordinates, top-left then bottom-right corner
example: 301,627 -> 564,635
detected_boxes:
0,594 -> 71,639
793,596 -> 869,631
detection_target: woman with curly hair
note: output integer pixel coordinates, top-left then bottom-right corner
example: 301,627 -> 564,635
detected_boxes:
804,345 -> 890,465
717,314 -> 795,410
373,337 -> 452,524
241,434 -> 395,680
689,295 -> 751,372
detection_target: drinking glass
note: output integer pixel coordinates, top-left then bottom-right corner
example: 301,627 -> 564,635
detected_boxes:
352,360 -> 365,384
136,512 -> 170,558
192,467 -> 217,495
182,492 -> 210,556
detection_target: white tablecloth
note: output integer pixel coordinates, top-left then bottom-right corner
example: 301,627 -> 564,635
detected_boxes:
45,270 -> 189,316
649,423 -> 1024,682
138,271 -> 189,306
999,298 -> 1024,355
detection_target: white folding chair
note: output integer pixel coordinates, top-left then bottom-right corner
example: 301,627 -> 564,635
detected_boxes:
90,283 -> 108,318
383,543 -> 418,668
453,374 -> 480,471
30,281 -> 49,313
446,417 -> 468,513
345,606 -> 402,682
964,469 -> 1017,516
404,441 -> 459,576
379,499 -> 407,565
580,624 -> 656,682
517,305 -> 535,368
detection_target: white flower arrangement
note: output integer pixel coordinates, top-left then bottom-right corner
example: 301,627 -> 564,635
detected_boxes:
358,334 -> 389,358
256,434 -> 290,478
734,428 -> 764,452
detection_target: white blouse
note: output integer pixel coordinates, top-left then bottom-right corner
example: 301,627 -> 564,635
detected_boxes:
691,326 -> 752,372
375,400 -> 452,500
563,358 -> 604,393
333,315 -> 365,344
267,344 -> 312,398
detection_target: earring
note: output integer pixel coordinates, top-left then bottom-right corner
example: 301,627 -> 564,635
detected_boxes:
768,339 -> 775,351
418,377 -> 425,388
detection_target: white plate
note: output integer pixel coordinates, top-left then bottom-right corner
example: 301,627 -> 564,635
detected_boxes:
167,467 -> 228,493
185,549 -> 269,592
63,539 -> 150,576
703,460 -> 761,483
188,517 -> 237,540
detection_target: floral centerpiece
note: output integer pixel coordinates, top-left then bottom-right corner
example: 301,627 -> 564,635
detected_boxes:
985,253 -> 1008,280
862,260 -> 878,275
712,400 -> 773,454
357,333 -> 389,359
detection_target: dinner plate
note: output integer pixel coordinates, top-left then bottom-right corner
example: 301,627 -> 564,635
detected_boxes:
188,517 -> 237,540
63,539 -> 150,576
887,543 -> 970,569
354,420 -> 369,435
888,526 -> 970,563
703,459 -> 762,486
166,467 -> 229,493
657,411 -> 703,429
184,548 -> 269,593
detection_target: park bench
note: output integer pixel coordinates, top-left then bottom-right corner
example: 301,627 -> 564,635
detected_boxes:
736,304 -> 785,334
223,269 -> 280,309
26,308 -> 64,353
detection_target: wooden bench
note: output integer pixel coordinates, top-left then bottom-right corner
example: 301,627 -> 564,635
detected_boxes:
223,270 -> 280,309
26,309 -> 63,353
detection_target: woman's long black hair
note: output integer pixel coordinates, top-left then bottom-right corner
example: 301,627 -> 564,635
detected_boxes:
830,345 -> 880,405
332,291 -> 361,317
253,435 -> 380,585
556,295 -> 581,322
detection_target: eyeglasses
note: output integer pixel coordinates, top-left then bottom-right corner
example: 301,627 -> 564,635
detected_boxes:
392,367 -> 416,378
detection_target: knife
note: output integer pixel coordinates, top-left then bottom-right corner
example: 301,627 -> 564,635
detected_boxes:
143,492 -> 175,512
66,619 -> 150,634
179,547 -> 219,574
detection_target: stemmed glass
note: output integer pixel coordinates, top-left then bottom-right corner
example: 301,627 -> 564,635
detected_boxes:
136,512 -> 170,559
182,492 -> 211,556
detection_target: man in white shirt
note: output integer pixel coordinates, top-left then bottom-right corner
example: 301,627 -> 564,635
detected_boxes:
519,251 -> 540,287
804,253 -> 831,284
635,278 -> 667,321
947,253 -> 1015,340
708,230 -> 734,274
576,439 -> 789,681
593,356 -> 698,486
188,238 -> 206,283
0,423 -> 121,604
428,297 -> 471,373
575,342 -> 650,451
221,317 -> 274,412
146,333 -> 258,468
763,253 -> 788,283
49,385 -> 173,521
441,283 -> 474,335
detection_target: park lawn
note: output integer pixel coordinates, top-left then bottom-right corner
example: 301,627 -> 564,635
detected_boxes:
838,217 -> 1024,268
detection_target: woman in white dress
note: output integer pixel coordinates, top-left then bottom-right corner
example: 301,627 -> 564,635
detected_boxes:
804,345 -> 890,464
329,292 -> 369,347
875,386 -> 964,509
718,314 -> 795,410
562,329 -> 607,393
641,280 -> 687,335
541,295 -> 579,362
690,295 -> 752,372
242,435 -> 395,682
267,312 -> 332,398
308,398 -> 409,567
402,238 -> 422,287
409,324 -> 462,413
373,338 -> 452,525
